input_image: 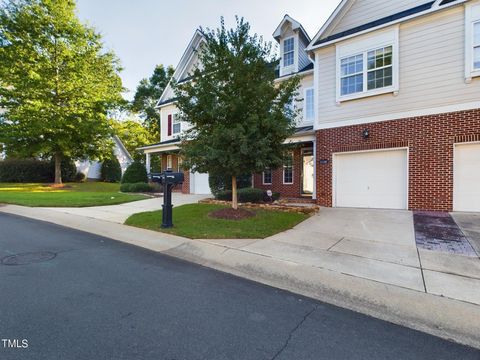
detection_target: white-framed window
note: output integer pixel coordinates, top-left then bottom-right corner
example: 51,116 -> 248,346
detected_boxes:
172,113 -> 181,134
263,168 -> 272,185
166,155 -> 173,170
465,3 -> 480,79
177,157 -> 183,171
283,152 -> 294,184
304,87 -> 314,122
283,37 -> 295,67
336,27 -> 399,102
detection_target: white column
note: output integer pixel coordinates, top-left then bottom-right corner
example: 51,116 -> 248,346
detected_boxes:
146,153 -> 151,175
312,139 -> 317,200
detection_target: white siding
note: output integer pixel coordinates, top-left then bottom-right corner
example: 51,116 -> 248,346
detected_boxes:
328,0 -> 426,36
316,7 -> 480,127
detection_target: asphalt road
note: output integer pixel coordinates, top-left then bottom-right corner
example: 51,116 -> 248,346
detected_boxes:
0,213 -> 478,360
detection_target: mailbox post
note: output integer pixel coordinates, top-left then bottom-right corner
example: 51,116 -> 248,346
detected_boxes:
150,170 -> 184,228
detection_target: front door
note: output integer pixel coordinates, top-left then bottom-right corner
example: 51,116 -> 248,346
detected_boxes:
302,149 -> 314,195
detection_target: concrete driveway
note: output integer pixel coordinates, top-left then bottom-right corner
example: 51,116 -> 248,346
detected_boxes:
237,207 -> 480,306
44,193 -> 209,223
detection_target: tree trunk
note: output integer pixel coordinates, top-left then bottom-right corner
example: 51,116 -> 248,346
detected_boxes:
232,176 -> 238,210
54,152 -> 62,185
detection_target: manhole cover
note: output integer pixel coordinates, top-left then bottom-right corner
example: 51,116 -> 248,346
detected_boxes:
1,251 -> 56,265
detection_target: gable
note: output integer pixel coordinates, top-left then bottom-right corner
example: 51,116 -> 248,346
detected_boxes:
325,0 -> 428,39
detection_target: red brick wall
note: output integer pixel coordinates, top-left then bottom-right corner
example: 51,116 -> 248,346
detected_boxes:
160,153 -> 190,194
316,108 -> 480,211
254,147 -> 304,198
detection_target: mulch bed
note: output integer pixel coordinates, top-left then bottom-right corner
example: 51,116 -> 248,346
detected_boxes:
209,208 -> 256,220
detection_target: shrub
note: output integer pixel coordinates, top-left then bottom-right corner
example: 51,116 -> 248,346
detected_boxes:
208,173 -> 252,197
121,161 -> 148,184
120,182 -> 154,193
101,157 -> 122,182
74,172 -> 86,182
0,158 -> 52,182
215,188 -> 265,203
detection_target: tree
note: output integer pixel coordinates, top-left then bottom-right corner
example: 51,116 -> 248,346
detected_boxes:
111,119 -> 155,161
0,0 -> 124,184
131,64 -> 174,140
174,18 -> 299,210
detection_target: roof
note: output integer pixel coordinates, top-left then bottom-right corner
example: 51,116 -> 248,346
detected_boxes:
295,125 -> 314,134
313,1 -> 435,46
275,62 -> 314,81
273,14 -> 311,43
137,138 -> 181,151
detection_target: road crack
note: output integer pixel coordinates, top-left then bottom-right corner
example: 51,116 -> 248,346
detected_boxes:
270,305 -> 318,360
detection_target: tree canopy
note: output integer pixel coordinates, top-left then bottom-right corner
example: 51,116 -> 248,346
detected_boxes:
111,119 -> 155,161
0,0 -> 124,183
174,17 -> 299,209
131,64 -> 174,140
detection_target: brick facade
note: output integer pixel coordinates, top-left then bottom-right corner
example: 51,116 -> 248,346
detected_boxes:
160,153 -> 190,194
316,108 -> 480,211
254,145 -> 313,199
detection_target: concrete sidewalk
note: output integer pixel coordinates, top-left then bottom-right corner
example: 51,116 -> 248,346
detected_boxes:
1,204 -> 479,349
43,193 -> 209,223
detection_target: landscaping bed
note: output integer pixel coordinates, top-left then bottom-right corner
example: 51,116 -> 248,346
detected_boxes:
0,182 -> 149,207
124,203 -> 310,239
199,198 -> 319,214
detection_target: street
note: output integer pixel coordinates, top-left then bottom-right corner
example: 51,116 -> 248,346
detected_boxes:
0,213 -> 478,360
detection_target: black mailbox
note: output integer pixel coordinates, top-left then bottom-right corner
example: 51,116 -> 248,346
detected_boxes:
150,170 -> 184,228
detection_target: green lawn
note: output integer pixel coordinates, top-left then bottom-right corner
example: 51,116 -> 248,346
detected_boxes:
125,203 -> 309,239
0,182 -> 149,207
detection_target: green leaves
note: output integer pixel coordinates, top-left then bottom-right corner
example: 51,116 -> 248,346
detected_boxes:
173,17 -> 300,178
0,0 -> 123,163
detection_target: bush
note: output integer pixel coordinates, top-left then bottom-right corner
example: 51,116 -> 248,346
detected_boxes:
215,188 -> 265,203
101,157 -> 122,182
208,173 -> 252,197
74,172 -> 86,182
120,182 -> 154,193
0,158 -> 52,182
121,161 -> 148,184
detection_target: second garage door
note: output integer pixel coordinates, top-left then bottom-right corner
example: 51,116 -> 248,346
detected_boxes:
333,149 -> 408,210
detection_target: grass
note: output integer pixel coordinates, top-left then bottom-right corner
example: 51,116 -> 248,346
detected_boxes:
0,182 -> 149,207
124,203 -> 309,239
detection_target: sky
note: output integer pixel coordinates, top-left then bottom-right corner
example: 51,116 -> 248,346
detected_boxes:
76,0 -> 341,100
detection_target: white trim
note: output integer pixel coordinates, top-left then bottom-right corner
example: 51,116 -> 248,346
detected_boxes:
453,141 -> 480,212
303,87 -> 315,122
331,147 -> 409,209
273,14 -> 311,42
465,2 -> 480,81
312,139 -> 317,200
284,133 -> 315,144
316,101 -> 480,130
142,144 -> 180,154
281,35 -> 297,75
335,26 -> 399,103
172,112 -> 182,135
262,168 -> 272,185
307,0 -> 467,51
274,69 -> 313,83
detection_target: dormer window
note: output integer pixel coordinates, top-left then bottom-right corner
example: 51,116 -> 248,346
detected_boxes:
283,37 -> 295,67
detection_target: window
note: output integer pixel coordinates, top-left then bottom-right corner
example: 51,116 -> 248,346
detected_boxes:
172,113 -> 181,134
336,27 -> 399,101
474,22 -> 480,70
340,54 -> 363,95
283,37 -> 294,67
466,3 -> 480,78
283,152 -> 294,184
166,155 -> 173,170
177,157 -> 183,171
367,46 -> 393,90
304,88 -> 314,122
263,168 -> 272,185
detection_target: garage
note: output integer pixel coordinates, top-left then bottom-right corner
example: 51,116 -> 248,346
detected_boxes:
190,171 -> 211,195
333,148 -> 408,209
454,143 -> 480,212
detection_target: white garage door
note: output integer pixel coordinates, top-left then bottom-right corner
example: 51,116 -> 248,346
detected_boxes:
454,143 -> 480,212
334,149 -> 408,209
190,172 -> 211,195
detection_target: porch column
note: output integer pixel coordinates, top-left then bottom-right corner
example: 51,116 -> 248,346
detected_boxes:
312,139 -> 317,200
146,152 -> 151,175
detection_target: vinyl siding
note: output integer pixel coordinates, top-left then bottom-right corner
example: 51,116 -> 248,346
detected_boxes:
329,0 -> 427,35
295,74 -> 314,126
316,6 -> 480,127
298,36 -> 311,71
160,104 -> 179,142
